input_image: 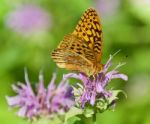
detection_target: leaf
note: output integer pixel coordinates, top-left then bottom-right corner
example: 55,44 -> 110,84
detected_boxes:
67,116 -> 81,124
65,107 -> 83,122
83,106 -> 94,118
108,90 -> 127,104
96,98 -> 108,112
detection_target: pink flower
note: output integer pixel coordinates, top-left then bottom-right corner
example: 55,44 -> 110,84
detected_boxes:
5,4 -> 51,35
6,71 -> 74,119
64,55 -> 128,108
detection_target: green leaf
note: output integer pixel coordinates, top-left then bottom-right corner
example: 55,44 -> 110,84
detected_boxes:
67,116 -> 81,124
108,90 -> 127,104
65,107 -> 83,122
96,98 -> 108,112
83,106 -> 94,118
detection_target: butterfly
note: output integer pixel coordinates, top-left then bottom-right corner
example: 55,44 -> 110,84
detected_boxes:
51,8 -> 103,76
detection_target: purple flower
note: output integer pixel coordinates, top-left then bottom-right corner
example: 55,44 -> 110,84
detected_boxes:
6,71 -> 74,119
5,4 -> 51,35
64,55 -> 128,108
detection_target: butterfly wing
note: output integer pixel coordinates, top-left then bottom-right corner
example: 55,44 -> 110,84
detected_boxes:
51,8 -> 103,75
51,49 -> 93,73
72,8 -> 103,62
51,34 -> 96,74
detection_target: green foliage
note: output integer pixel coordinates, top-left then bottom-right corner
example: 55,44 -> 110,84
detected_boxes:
67,116 -> 81,124
0,0 -> 150,124
65,107 -> 83,122
31,116 -> 63,124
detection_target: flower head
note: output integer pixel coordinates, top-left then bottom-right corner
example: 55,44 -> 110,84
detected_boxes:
64,55 -> 128,111
5,4 -> 51,35
6,71 -> 74,119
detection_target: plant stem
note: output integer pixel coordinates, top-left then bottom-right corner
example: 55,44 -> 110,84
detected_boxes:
93,113 -> 96,124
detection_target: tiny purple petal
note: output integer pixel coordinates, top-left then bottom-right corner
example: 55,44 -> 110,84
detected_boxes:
18,106 -> 27,117
65,87 -> 73,98
90,92 -> 96,105
111,73 -> 128,81
6,96 -> 21,106
63,73 -> 80,80
96,83 -> 103,93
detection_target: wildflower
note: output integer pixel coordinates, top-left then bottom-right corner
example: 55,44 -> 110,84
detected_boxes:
6,71 -> 74,119
64,55 -> 128,112
5,4 -> 51,35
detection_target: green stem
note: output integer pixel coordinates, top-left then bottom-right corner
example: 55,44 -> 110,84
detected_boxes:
93,113 -> 96,124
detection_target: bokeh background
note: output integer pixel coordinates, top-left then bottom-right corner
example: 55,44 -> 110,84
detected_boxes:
0,0 -> 150,124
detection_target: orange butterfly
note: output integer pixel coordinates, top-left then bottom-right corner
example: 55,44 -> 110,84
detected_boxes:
51,8 -> 103,76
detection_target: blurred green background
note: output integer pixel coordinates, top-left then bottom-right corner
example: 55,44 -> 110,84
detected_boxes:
0,0 -> 150,124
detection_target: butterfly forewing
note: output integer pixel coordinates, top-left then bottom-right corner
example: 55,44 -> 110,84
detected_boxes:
72,8 -> 103,62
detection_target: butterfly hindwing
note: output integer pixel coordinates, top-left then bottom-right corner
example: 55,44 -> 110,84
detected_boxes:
51,34 -> 96,68
52,49 -> 93,72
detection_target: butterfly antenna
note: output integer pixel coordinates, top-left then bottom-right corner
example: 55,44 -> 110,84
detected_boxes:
111,49 -> 121,58
114,53 -> 128,70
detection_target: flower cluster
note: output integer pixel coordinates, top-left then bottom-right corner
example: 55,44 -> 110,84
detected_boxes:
6,54 -> 128,122
64,55 -> 128,112
6,71 -> 74,119
5,4 -> 51,35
